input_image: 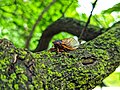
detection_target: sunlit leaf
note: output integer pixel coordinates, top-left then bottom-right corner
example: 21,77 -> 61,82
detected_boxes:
102,3 -> 120,13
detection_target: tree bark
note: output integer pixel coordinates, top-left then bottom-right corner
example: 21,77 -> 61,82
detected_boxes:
0,21 -> 120,90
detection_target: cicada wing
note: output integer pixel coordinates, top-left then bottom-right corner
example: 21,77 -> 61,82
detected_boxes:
71,37 -> 80,49
62,37 -> 79,49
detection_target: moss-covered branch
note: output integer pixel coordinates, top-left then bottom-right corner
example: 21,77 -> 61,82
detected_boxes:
0,22 -> 120,90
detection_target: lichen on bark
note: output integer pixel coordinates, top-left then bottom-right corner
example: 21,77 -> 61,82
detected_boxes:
0,22 -> 120,90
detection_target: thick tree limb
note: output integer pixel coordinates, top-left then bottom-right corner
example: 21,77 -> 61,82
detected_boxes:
33,17 -> 103,52
0,22 -> 120,89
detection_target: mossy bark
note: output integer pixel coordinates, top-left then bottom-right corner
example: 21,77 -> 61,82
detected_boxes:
0,22 -> 120,90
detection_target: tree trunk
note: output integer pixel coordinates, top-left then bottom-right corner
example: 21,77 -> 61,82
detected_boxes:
0,21 -> 120,90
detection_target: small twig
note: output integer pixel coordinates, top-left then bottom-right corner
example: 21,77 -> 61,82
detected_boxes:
25,0 -> 56,49
79,0 -> 98,40
0,8 -> 16,16
61,1 -> 73,17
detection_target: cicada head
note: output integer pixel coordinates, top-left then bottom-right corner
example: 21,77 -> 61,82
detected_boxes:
53,40 -> 62,45
52,40 -> 62,48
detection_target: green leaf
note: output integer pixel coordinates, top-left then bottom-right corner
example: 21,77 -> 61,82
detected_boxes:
102,3 -> 120,13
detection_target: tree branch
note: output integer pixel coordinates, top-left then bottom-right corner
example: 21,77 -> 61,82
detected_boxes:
33,17 -> 103,52
79,0 -> 98,39
25,0 -> 56,49
0,22 -> 120,89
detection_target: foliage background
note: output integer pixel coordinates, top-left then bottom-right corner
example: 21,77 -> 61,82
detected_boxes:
0,0 -> 120,88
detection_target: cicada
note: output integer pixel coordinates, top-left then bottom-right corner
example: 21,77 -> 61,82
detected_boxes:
49,37 -> 79,52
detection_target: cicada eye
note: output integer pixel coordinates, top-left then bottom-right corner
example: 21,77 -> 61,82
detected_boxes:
53,40 -> 62,45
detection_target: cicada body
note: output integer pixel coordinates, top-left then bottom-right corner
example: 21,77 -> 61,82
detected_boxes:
50,37 -> 79,52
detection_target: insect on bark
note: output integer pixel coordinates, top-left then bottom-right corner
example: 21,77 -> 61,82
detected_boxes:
49,37 -> 80,52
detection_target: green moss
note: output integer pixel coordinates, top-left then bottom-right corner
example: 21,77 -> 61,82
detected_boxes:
68,83 -> 75,89
28,85 -> 34,90
1,74 -> 7,82
10,73 -> 17,80
41,63 -> 46,68
14,84 -> 19,90
0,24 -> 120,89
16,49 -> 27,59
